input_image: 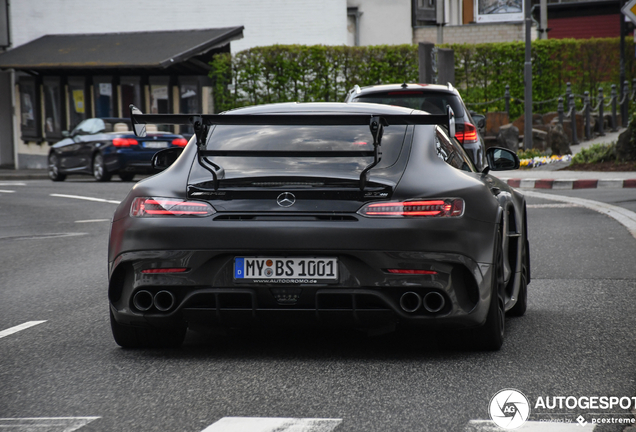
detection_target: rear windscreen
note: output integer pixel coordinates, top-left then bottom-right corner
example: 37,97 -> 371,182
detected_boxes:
353,91 -> 465,117
204,124 -> 408,177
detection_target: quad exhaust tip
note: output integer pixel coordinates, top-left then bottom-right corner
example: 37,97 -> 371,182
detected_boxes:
154,290 -> 176,312
423,291 -> 445,313
399,292 -> 422,313
133,290 -> 154,311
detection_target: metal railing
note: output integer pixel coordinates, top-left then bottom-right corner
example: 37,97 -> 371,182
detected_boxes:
465,81 -> 636,144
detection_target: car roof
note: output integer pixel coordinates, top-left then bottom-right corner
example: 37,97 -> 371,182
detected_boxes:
353,83 -> 456,95
224,102 -> 419,116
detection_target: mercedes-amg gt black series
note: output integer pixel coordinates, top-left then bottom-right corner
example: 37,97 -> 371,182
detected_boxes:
108,102 -> 529,350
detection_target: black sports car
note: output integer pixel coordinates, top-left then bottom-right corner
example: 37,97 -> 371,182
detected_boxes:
108,102 -> 529,350
48,117 -> 187,182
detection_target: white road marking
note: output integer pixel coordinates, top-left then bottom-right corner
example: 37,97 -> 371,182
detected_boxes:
466,420 -> 595,431
525,190 -> 636,240
527,203 -> 580,209
74,219 -> 111,223
0,189 -> 15,193
0,417 -> 100,431
8,233 -> 87,241
0,182 -> 26,186
0,321 -> 47,339
50,193 -> 120,204
201,417 -> 343,432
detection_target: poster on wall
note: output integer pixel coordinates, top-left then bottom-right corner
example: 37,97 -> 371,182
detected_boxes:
475,0 -> 523,23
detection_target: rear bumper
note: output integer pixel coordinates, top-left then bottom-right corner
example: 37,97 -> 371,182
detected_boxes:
108,249 -> 495,331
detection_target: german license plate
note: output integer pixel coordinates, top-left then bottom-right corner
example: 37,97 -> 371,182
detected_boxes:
234,257 -> 338,284
143,141 -> 169,149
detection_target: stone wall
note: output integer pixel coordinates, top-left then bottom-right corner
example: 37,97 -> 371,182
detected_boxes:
413,22 -> 534,45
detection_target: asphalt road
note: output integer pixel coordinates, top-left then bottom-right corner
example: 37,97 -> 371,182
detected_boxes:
1,178 -> 636,432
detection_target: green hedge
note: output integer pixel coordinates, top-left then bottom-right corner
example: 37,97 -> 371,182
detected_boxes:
210,38 -> 635,116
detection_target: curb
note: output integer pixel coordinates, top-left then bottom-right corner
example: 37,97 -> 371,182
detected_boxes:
502,178 -> 636,189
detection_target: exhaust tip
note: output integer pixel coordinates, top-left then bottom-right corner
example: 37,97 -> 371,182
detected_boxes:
133,290 -> 154,311
423,291 -> 445,313
399,292 -> 422,313
154,290 -> 175,312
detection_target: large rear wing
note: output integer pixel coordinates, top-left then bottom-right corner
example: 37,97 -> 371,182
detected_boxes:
129,104 -> 456,190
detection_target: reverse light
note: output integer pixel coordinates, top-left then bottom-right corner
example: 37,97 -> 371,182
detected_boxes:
455,123 -> 478,144
387,269 -> 438,275
172,138 -> 188,147
358,199 -> 464,218
130,197 -> 215,217
112,138 -> 139,147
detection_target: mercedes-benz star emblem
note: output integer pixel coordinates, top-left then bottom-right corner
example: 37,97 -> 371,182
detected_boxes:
277,192 -> 296,208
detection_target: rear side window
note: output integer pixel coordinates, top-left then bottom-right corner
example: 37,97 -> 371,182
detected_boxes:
205,124 -> 408,177
435,127 -> 475,173
354,91 -> 465,117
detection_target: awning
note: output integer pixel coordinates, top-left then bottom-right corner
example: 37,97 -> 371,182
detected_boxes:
0,27 -> 244,74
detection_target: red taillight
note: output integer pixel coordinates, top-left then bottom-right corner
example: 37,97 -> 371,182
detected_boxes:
358,199 -> 464,218
142,268 -> 189,274
455,123 -> 478,144
172,138 -> 188,147
130,197 -> 215,217
387,269 -> 438,275
112,138 -> 138,147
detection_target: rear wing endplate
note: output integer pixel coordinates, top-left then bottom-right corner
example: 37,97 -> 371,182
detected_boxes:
129,104 -> 455,190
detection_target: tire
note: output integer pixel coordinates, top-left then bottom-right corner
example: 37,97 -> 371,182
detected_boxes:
118,172 -> 135,182
110,310 -> 186,349
48,153 -> 66,182
473,226 -> 505,351
92,153 -> 112,182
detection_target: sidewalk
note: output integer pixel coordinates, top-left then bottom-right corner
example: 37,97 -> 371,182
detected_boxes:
492,127 -> 636,189
0,168 -> 50,181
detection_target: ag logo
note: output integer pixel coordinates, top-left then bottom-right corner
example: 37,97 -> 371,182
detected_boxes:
489,389 -> 530,429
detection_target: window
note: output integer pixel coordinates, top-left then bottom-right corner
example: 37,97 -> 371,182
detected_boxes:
435,127 -> 475,172
120,76 -> 141,118
43,77 -> 64,140
179,77 -> 201,135
93,76 -> 114,118
18,76 -> 41,140
150,77 -> 171,132
68,77 -> 88,130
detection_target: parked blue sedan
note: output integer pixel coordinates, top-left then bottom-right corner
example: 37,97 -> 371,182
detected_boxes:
48,117 -> 188,182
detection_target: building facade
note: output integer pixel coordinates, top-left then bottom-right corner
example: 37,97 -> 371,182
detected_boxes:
0,0 -> 347,169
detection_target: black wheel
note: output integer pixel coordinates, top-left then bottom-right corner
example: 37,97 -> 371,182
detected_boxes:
93,153 -> 112,182
110,310 -> 186,349
473,226 -> 505,351
48,153 -> 66,182
118,172 -> 135,182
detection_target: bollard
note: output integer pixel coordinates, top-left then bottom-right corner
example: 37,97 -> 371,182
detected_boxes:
611,84 -> 618,132
598,87 -> 605,136
569,93 -> 579,145
504,85 -> 511,120
558,97 -> 564,128
566,82 -> 572,103
584,91 -> 591,140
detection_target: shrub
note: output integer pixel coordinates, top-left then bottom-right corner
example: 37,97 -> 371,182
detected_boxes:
571,143 -> 616,165
209,38 -> 635,115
